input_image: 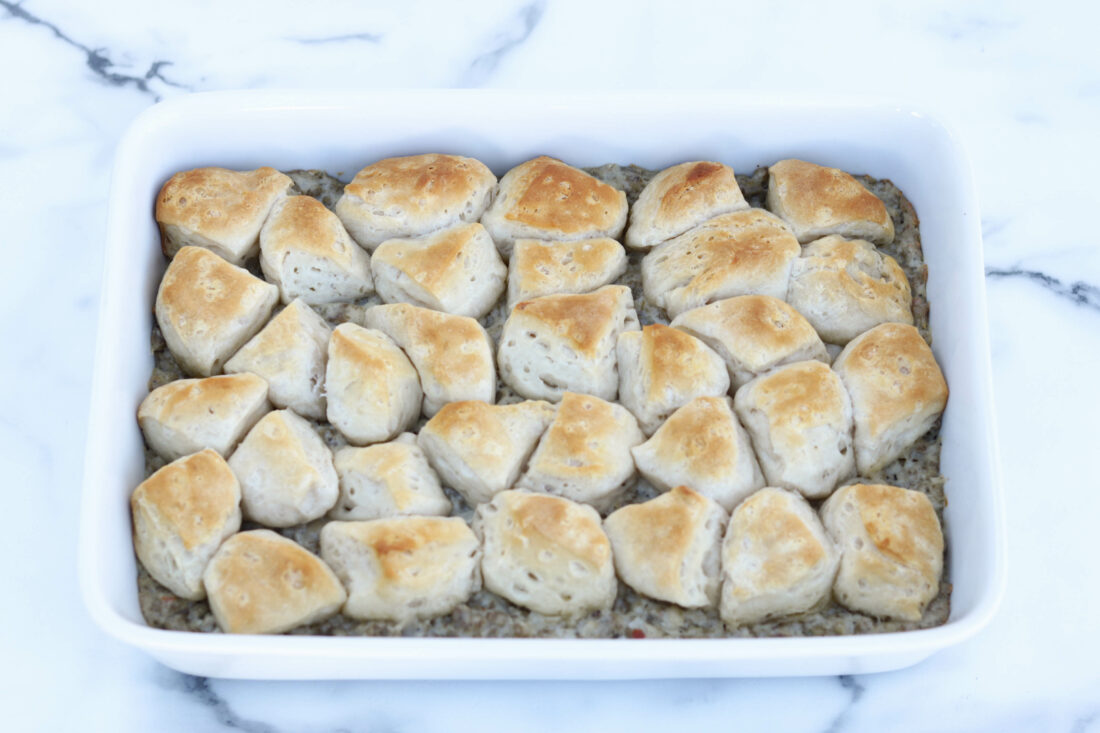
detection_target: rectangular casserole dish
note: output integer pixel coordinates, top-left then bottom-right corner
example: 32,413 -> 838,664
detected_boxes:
79,90 -> 1005,679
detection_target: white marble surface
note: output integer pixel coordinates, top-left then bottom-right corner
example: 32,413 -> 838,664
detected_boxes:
1,0 -> 1098,729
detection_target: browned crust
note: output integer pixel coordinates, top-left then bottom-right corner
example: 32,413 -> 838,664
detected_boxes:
505,157 -> 625,233
131,449 -> 239,550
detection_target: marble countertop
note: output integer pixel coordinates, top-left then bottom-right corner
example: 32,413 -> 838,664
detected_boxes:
2,0 -> 1098,730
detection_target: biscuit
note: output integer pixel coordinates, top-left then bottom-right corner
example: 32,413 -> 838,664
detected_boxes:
138,373 -> 270,461
625,161 -> 749,250
616,324 -> 730,435
641,209 -> 801,318
720,487 -> 840,626
371,222 -> 506,318
507,238 -> 627,307
203,530 -> 346,634
320,517 -> 480,623
516,392 -> 644,512
604,486 -> 727,608
631,396 -> 764,511
832,324 -> 948,474
330,434 -> 452,520
224,299 -> 331,420
335,154 -> 496,249
481,156 -> 628,258
364,303 -> 496,416
766,159 -> 895,244
670,295 -> 829,388
155,246 -> 279,376
259,195 -> 374,305
820,483 -> 944,621
418,400 -> 557,506
475,490 -> 615,616
786,235 -> 913,345
228,409 -> 339,527
497,285 -> 639,402
155,166 -> 293,264
733,361 -> 855,499
130,449 -> 241,600
324,323 -> 422,445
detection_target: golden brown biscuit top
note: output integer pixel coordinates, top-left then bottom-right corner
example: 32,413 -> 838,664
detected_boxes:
769,159 -> 892,232
657,161 -> 738,216
644,397 -> 741,481
607,486 -> 713,591
511,285 -> 630,357
532,392 -> 632,479
374,222 -> 484,292
344,154 -> 494,215
263,196 -> 360,264
330,324 -> 410,379
512,238 -> 623,290
338,518 -> 473,585
387,304 -> 490,389
131,449 -> 240,550
834,323 -> 948,437
639,324 -> 719,398
158,246 -> 272,330
747,362 -> 848,446
732,488 -> 826,590
797,235 -> 911,307
142,373 -> 268,422
335,441 -> 425,512
501,491 -> 610,569
155,166 -> 292,237
679,295 -> 820,361
847,483 -> 943,578
505,157 -> 625,233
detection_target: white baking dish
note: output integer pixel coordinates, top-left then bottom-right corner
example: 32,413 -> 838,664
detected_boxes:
79,90 -> 1005,679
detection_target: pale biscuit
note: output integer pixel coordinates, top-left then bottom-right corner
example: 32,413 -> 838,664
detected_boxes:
625,161 -> 749,250
138,373 -> 270,461
203,530 -> 346,634
497,285 -> 640,402
224,299 -> 331,420
330,434 -> 452,520
604,486 -> 727,608
155,166 -> 293,264
720,487 -> 840,626
228,409 -> 339,527
130,449 -> 241,600
475,490 -> 615,616
417,400 -> 557,506
259,195 -> 374,305
631,396 -> 764,511
320,517 -> 480,623
155,246 -> 279,376
820,483 -> 944,621
733,361 -> 855,499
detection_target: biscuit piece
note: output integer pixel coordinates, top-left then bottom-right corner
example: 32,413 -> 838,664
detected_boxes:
766,159 -> 895,245
733,361 -> 855,499
787,235 -> 913,345
625,161 -> 749,250
507,238 -> 627,307
371,222 -> 506,318
671,295 -> 829,388
719,487 -> 840,626
418,400 -> 557,505
228,409 -> 339,527
155,166 -> 293,264
516,392 -> 644,511
138,373 -> 270,461
641,209 -> 801,318
325,323 -> 422,445
833,324 -> 948,474
498,285 -> 640,402
259,195 -> 374,305
475,490 -> 615,616
604,486 -> 727,608
203,530 -> 346,634
224,299 -> 331,420
616,324 -> 730,435
335,154 -> 496,250
631,396 -> 764,511
320,517 -> 480,623
481,156 -> 628,258
155,246 -> 280,376
364,304 -> 496,416
820,483 -> 944,621
130,449 -> 241,600
330,434 -> 451,520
